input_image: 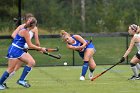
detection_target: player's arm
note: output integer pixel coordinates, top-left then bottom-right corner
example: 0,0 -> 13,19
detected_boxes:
73,35 -> 87,49
21,30 -> 44,51
66,43 -> 79,50
66,35 -> 87,50
33,27 -> 40,46
123,37 -> 135,58
11,25 -> 24,38
66,44 -> 75,50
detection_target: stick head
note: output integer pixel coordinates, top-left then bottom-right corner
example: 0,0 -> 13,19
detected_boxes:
91,77 -> 96,81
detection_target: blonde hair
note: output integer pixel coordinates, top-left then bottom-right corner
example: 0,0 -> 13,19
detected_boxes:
60,30 -> 70,42
24,17 -> 37,28
24,13 -> 34,22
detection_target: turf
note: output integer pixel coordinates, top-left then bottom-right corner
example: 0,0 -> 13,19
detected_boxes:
0,65 -> 140,93
0,36 -> 135,66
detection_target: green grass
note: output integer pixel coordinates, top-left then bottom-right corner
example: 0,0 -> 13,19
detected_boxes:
0,36 -> 134,66
0,65 -> 140,93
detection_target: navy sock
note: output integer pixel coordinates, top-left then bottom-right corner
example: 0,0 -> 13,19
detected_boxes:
19,65 -> 31,81
0,71 -> 9,84
81,61 -> 89,76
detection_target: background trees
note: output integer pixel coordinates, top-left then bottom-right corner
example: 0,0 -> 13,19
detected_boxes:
0,0 -> 140,33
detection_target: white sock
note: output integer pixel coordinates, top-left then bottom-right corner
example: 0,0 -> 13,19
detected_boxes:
136,63 -> 140,70
131,66 -> 139,77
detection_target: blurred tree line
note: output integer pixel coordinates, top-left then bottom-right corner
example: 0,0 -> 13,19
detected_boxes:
0,0 -> 140,33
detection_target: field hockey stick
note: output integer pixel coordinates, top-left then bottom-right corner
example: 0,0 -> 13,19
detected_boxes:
27,47 -> 59,52
91,61 -> 122,81
43,52 -> 61,59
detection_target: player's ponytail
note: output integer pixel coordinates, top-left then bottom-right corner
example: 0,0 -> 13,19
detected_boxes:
24,17 -> 37,28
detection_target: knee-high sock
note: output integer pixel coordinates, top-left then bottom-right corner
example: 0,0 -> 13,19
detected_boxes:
81,61 -> 89,77
136,63 -> 140,70
19,65 -> 32,81
130,63 -> 138,77
4,71 -> 16,83
0,71 -> 9,84
131,66 -> 139,77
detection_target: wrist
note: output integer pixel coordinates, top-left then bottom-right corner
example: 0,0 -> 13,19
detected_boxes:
38,47 -> 42,51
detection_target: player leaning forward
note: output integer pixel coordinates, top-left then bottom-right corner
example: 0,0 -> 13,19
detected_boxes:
121,24 -> 140,80
60,30 -> 96,81
0,17 -> 46,90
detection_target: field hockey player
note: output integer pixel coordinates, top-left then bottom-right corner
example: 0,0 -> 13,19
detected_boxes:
0,17 -> 46,90
120,24 -> 140,80
60,30 -> 96,81
2,13 -> 40,88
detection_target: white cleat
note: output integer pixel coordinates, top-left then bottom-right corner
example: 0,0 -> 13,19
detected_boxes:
0,84 -> 6,90
80,76 -> 85,81
17,80 -> 31,88
89,72 -> 93,80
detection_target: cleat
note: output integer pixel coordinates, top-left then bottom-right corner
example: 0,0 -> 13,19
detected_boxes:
89,72 -> 93,80
80,76 -> 85,81
135,77 -> 140,80
0,84 -> 5,90
3,83 -> 9,89
128,75 -> 140,80
17,80 -> 31,88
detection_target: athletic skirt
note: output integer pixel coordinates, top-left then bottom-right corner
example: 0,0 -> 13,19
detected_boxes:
6,45 -> 25,59
78,42 -> 96,59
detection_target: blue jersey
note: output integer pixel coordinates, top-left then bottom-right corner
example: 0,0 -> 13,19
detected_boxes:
71,35 -> 96,59
12,34 -> 26,48
7,28 -> 27,59
71,36 -> 95,51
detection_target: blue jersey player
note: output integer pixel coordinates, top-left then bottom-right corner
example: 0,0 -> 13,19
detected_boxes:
2,13 -> 41,88
60,30 -> 96,81
0,17 -> 46,90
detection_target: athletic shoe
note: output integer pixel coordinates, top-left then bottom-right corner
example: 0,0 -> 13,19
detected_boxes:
0,84 -> 5,90
128,75 -> 140,80
3,83 -> 9,89
88,72 -> 93,80
80,76 -> 85,81
17,80 -> 31,88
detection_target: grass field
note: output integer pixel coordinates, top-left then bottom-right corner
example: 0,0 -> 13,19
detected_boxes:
0,65 -> 140,93
0,36 -> 135,66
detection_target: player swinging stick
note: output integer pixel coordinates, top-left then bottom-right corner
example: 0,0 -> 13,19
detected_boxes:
60,30 -> 96,81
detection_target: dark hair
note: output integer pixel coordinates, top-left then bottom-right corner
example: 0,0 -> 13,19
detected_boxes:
24,17 -> 37,28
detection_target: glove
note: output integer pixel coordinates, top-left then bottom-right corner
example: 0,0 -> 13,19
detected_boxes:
120,57 -> 125,63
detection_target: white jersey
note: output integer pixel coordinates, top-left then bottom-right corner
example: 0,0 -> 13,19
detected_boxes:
24,31 -> 34,48
134,34 -> 140,54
